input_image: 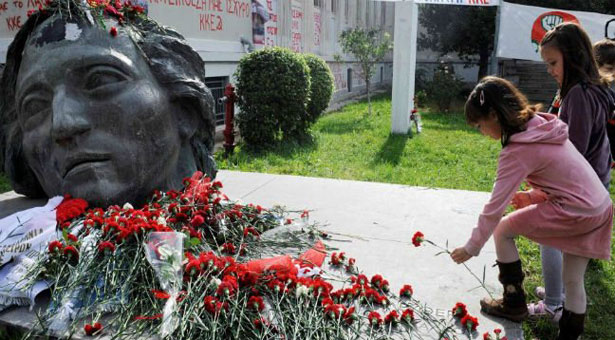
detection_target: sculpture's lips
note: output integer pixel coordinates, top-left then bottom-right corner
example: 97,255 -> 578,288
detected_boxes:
63,153 -> 111,178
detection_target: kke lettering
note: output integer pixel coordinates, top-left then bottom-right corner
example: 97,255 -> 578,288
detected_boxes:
6,15 -> 21,31
200,13 -> 223,31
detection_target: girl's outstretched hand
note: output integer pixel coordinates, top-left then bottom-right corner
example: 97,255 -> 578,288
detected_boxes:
451,247 -> 472,264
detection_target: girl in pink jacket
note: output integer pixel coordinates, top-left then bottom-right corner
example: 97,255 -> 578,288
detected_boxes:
451,76 -> 612,340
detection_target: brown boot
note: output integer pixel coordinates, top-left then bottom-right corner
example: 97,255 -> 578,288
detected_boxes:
480,260 -> 528,322
555,309 -> 585,340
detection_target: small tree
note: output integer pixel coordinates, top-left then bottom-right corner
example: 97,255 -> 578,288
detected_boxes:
338,28 -> 392,115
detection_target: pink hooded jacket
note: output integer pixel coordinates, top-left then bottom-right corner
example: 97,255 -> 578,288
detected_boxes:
464,113 -> 612,259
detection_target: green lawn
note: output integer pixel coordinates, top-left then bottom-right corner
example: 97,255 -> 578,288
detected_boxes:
0,94 -> 613,339
218,94 -> 500,192
217,94 -> 615,340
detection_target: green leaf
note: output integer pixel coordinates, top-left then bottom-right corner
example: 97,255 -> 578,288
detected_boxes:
189,237 -> 201,247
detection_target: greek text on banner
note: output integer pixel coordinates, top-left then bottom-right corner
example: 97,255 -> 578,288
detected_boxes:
377,0 -> 499,6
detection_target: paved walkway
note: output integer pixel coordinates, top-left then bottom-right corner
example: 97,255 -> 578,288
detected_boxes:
0,170 -> 524,339
216,170 -> 524,339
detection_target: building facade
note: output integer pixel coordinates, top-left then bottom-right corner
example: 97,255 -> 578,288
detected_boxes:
0,0 -> 395,126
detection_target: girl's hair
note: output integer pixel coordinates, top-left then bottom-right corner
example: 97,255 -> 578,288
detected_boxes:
465,76 -> 539,146
540,23 -> 607,97
594,39 -> 615,67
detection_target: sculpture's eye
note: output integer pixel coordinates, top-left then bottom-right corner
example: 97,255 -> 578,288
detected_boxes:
21,97 -> 50,117
84,67 -> 128,91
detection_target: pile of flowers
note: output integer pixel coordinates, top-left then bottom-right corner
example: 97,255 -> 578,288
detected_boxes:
20,172 -> 497,339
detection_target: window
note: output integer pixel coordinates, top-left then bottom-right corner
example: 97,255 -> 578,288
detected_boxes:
356,0 -> 361,26
331,0 -> 337,14
381,3 -> 386,26
313,0 -> 321,7
205,77 -> 228,126
347,68 -> 353,92
344,0 -> 349,24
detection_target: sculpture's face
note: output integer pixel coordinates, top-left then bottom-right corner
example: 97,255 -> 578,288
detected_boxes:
16,18 -> 183,207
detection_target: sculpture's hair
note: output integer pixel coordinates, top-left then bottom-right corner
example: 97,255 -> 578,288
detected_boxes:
0,0 -> 216,198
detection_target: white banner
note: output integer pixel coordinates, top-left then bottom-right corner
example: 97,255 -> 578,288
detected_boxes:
497,2 -> 615,61
376,0 -> 499,5
0,0 -> 252,46
414,0 -> 498,5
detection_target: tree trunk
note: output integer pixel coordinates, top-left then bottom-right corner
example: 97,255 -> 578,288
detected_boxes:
478,47 -> 490,80
366,77 -> 372,116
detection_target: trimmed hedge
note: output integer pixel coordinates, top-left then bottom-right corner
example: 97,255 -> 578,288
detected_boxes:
235,47 -> 311,148
303,54 -> 334,123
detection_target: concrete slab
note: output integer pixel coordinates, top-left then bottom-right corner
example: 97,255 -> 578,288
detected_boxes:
217,170 -> 523,339
0,170 -> 524,339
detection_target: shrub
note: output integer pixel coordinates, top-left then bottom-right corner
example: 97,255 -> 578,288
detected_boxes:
303,54 -> 334,123
425,62 -> 463,112
235,47 -> 311,148
414,90 -> 428,108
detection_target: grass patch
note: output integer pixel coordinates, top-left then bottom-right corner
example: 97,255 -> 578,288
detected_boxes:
218,94 -> 500,191
217,93 -> 615,340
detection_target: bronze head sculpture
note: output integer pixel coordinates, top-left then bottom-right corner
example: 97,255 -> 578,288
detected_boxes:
0,0 -> 217,207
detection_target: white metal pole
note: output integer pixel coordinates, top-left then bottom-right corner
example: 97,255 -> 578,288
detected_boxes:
391,0 -> 417,135
490,2 -> 502,76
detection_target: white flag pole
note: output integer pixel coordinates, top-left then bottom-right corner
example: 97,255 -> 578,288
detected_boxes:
490,2 -> 502,76
391,0 -> 418,135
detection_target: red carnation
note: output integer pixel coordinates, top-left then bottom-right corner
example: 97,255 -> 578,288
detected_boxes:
367,311 -> 382,327
110,27 -> 118,37
243,227 -> 260,239
253,317 -> 270,330
151,289 -> 170,299
484,332 -> 493,340
401,308 -> 415,323
84,322 -> 102,336
185,259 -> 201,276
67,234 -> 78,243
378,279 -> 390,293
452,302 -> 468,318
98,241 -> 115,254
248,296 -> 265,312
324,303 -> 346,320
204,296 -> 227,315
411,231 -> 424,247
461,314 -> 479,332
63,245 -> 79,261
399,284 -> 413,298
221,242 -> 236,254
216,280 -> 236,297
48,240 -> 64,254
329,252 -> 342,266
191,215 -> 204,227
384,310 -> 400,325
351,274 -> 369,286
342,306 -> 356,325
345,257 -> 356,273
56,196 -> 88,225
370,274 -> 383,286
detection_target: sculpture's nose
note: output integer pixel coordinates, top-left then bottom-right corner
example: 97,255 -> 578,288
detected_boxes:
51,86 -> 91,145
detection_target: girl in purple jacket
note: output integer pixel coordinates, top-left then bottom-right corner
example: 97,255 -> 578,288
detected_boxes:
533,23 -> 613,325
451,76 -> 612,340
